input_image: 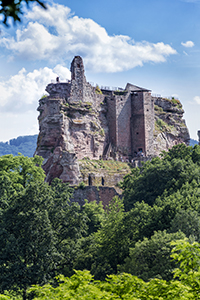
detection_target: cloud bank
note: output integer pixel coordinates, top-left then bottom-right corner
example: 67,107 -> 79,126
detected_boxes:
0,3 -> 177,73
0,65 -> 70,113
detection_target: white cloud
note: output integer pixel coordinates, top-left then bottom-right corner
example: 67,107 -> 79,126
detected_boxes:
181,41 -> 194,48
0,65 -> 70,113
0,3 -> 177,73
194,96 -> 200,104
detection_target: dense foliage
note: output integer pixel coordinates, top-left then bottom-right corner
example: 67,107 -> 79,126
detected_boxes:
2,239 -> 200,299
1,144 -> 200,299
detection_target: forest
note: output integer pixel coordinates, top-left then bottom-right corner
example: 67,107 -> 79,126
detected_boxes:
0,135 -> 37,157
1,144 -> 200,299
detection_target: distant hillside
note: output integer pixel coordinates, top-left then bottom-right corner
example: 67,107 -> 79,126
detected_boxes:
190,139 -> 198,147
0,135 -> 38,157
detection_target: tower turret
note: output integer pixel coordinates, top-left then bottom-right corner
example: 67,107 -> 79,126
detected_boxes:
69,56 -> 87,103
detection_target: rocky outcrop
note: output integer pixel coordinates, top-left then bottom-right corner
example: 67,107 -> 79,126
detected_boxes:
153,97 -> 190,156
34,56 -> 190,185
34,96 -> 81,184
34,57 -> 109,184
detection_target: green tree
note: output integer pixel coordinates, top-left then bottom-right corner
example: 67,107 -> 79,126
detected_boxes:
0,0 -> 46,26
73,197 -> 130,280
0,154 -> 45,190
121,144 -> 200,210
48,179 -> 91,277
170,209 -> 200,242
80,200 -> 105,235
171,239 -> 200,299
0,181 -> 57,300
123,201 -> 162,244
29,270 -> 192,300
119,230 -> 185,281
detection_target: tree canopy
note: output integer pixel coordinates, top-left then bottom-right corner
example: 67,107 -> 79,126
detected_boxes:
1,145 -> 200,298
121,144 -> 200,210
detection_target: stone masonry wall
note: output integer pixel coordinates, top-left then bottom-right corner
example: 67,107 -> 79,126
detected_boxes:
131,92 -> 146,155
107,95 -> 117,147
116,92 -> 132,154
71,186 -> 121,208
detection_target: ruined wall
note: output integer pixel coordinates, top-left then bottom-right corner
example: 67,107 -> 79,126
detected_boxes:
116,92 -> 132,155
69,56 -> 100,104
35,56 -> 190,185
131,92 -> 146,155
71,186 -> 121,208
69,56 -> 85,103
46,82 -> 71,99
79,159 -> 131,188
107,94 -> 117,147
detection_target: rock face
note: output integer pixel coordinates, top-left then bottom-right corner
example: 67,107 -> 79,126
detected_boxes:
35,56 -> 109,184
35,56 -> 190,185
153,97 -> 190,156
35,96 -> 81,184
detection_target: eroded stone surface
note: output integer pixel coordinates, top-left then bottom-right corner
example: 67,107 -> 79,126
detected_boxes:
35,56 -> 190,185
153,97 -> 190,156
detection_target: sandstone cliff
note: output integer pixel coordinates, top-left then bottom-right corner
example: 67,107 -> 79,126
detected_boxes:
34,90 -> 109,184
153,97 -> 190,156
34,56 -> 190,186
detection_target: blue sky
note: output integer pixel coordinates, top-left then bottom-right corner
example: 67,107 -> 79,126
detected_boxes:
0,0 -> 200,141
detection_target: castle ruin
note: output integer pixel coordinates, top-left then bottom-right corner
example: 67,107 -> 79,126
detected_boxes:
35,56 -> 190,185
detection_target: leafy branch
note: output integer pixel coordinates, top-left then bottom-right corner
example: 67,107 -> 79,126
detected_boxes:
0,0 -> 46,26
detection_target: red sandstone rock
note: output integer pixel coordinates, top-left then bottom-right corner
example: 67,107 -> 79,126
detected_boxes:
34,56 -> 190,184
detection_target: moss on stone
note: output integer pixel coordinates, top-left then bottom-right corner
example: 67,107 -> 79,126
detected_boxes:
154,105 -> 163,113
95,85 -> 103,94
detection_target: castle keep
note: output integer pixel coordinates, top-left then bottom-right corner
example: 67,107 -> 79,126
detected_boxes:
35,56 -> 190,185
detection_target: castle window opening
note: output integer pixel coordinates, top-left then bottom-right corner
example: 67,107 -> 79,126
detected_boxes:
88,175 -> 92,186
136,132 -> 139,135
102,177 -> 105,186
77,64 -> 80,68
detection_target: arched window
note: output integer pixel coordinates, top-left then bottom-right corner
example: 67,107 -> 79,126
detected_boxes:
102,177 -> 105,186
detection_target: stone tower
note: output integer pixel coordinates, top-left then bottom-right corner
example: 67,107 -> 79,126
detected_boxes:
69,56 -> 87,103
131,88 -> 154,156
